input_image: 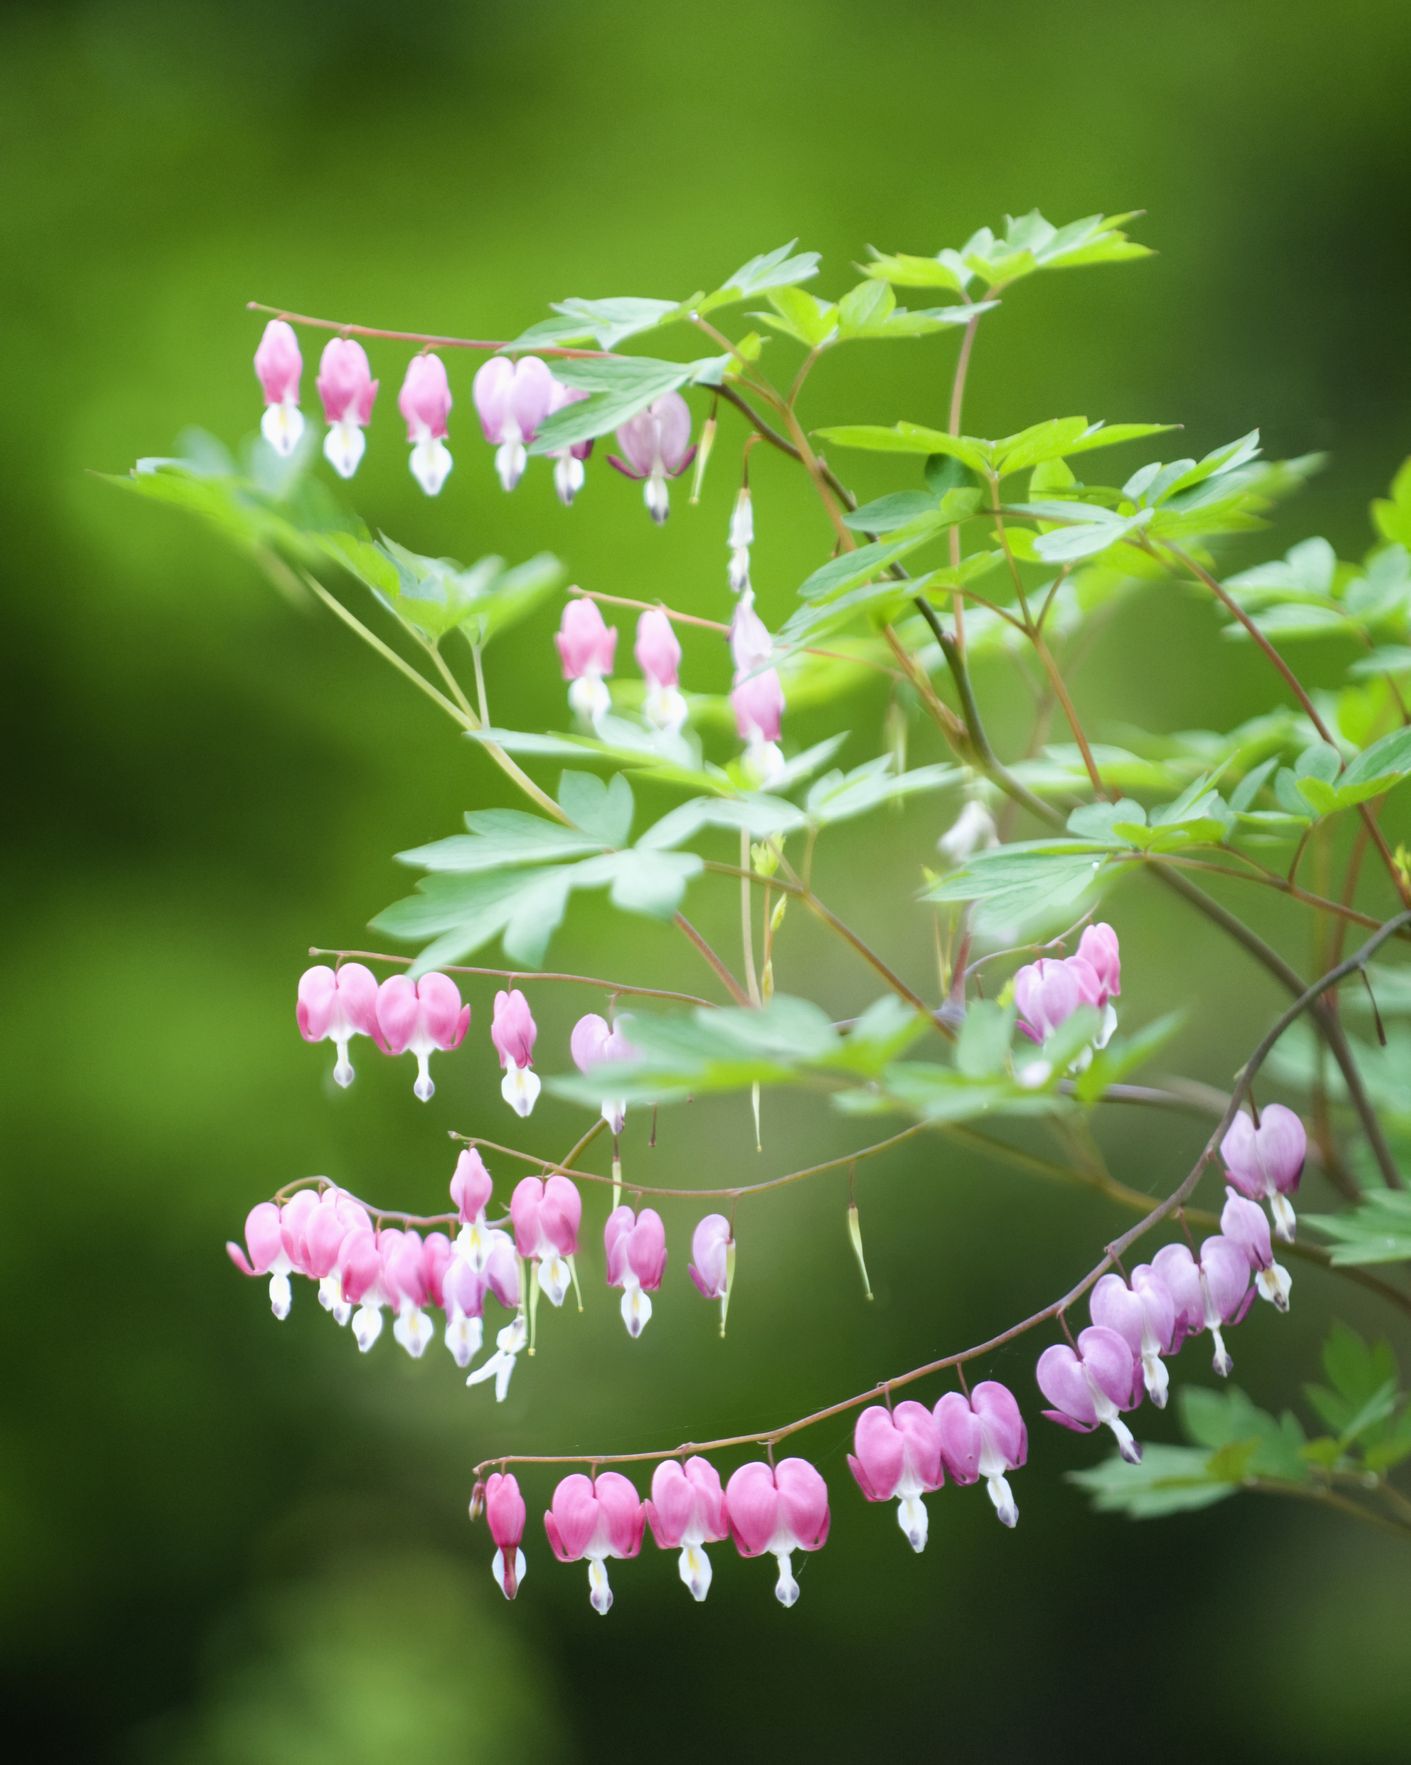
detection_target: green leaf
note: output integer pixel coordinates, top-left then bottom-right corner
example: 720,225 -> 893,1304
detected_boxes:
601,849 -> 703,919
395,810 -> 602,874
805,759 -> 960,825
756,285 -> 838,347
557,770 -> 634,846
866,211 -> 1150,295
923,840 -> 1115,925
956,1000 -> 1016,1078
1370,458 -> 1411,548
816,423 -> 994,474
841,491 -> 942,533
1338,726 -> 1411,803
1068,1446 -> 1238,1518
1306,1193 -> 1411,1264
542,295 -> 680,350
697,241 -> 821,313
1178,1386 -> 1309,1483
530,355 -> 727,455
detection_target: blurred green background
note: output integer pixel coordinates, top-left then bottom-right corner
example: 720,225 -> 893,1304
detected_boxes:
5,1 -> 1411,1759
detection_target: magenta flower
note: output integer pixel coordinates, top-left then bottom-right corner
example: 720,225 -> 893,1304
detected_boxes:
336,1226 -> 389,1352
1014,958 -> 1084,1044
296,962 -> 380,1089
726,1458 -> 830,1608
280,1186 -> 371,1326
1221,1187 -> 1292,1311
380,1228 -> 435,1359
544,1472 -> 645,1614
1089,1267 -> 1178,1408
728,487 -> 754,592
546,379 -> 593,505
1077,922 -> 1121,1005
315,338 -> 378,479
510,1175 -> 582,1308
556,598 -> 618,727
472,355 -> 557,492
226,1201 -> 295,1319
254,319 -> 304,457
635,609 -> 688,735
491,987 -> 541,1119
604,1204 -> 667,1338
1221,1103 -> 1306,1243
1036,1324 -> 1143,1463
484,1471 -> 527,1601
933,1381 -> 1028,1528
375,972 -> 470,1101
1151,1237 -> 1253,1377
397,353 -> 453,495
570,1012 -> 636,1135
848,1402 -> 944,1551
609,391 -> 695,523
646,1457 -> 729,1602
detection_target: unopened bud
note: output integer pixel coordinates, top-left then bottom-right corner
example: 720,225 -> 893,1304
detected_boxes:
468,1480 -> 486,1522
689,412 -> 718,505
847,1202 -> 874,1302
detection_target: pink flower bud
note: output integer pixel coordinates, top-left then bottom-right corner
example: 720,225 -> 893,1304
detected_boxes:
472,355 -> 557,491
450,1148 -> 494,1224
397,353 -> 453,495
485,1471 -> 527,1600
544,1472 -> 645,1614
635,609 -> 687,735
1221,1186 -> 1292,1311
608,392 -> 696,522
1220,1103 -> 1306,1242
296,962 -> 380,1088
731,667 -> 786,785
1037,1324 -> 1143,1463
375,972 -> 470,1101
725,1458 -> 829,1607
1014,957 -> 1083,1044
1076,922 -> 1121,1004
555,599 -> 618,726
848,1402 -> 944,1551
254,320 -> 304,457
491,988 -> 541,1118
316,338 -> 379,479
604,1204 -> 667,1338
687,1213 -> 732,1302
646,1457 -> 729,1601
933,1381 -> 1027,1527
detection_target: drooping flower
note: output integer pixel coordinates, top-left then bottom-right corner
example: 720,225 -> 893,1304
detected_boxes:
1221,1187 -> 1292,1311
315,338 -> 378,479
226,1201 -> 295,1319
491,988 -> 541,1118
933,1381 -> 1028,1528
451,1147 -> 495,1227
555,598 -> 618,728
731,666 -> 786,788
484,1471 -> 527,1600
375,972 -> 470,1101
847,1402 -> 944,1551
646,1457 -> 729,1602
1220,1103 -> 1307,1243
727,487 -> 754,592
609,392 -> 696,522
937,799 -> 999,865
336,1225 -> 389,1353
604,1204 -> 667,1337
379,1229 -> 436,1359
296,962 -> 380,1089
397,353 -> 454,495
570,1013 -> 636,1135
254,319 -> 304,457
466,1311 -> 528,1402
726,1458 -> 830,1608
1036,1324 -> 1144,1463
688,1214 -> 733,1304
635,609 -> 688,735
445,1150 -> 521,1367
729,593 -> 773,675
1076,922 -> 1121,1006
546,379 -> 593,505
544,1472 -> 645,1614
1151,1237 -> 1253,1377
284,1186 -> 370,1325
510,1175 -> 582,1308
1014,958 -> 1084,1045
471,355 -> 557,492
1089,1267 -> 1178,1407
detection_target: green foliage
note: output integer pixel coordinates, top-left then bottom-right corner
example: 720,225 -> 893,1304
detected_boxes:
863,210 -> 1152,296
1306,1192 -> 1411,1266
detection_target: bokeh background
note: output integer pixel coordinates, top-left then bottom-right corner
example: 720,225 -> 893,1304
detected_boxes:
5,1 -> 1411,1759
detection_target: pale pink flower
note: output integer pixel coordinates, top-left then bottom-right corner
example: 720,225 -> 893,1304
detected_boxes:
1152,1237 -> 1253,1377
336,1225 -> 389,1352
1221,1187 -> 1292,1311
254,319 -> 304,457
375,972 -> 470,1101
1220,1103 -> 1307,1243
1089,1267 -> 1178,1408
604,1204 -> 667,1338
646,1457 -> 729,1601
226,1201 -> 295,1319
687,1213 -> 732,1301
609,392 -> 695,522
472,355 -> 557,491
933,1381 -> 1028,1528
546,379 -> 593,505
491,988 -> 540,1118
726,1457 -> 830,1607
485,1471 -> 527,1600
544,1472 -> 645,1614
379,1228 -> 435,1359
635,609 -> 687,734
570,1012 -> 636,1134
510,1174 -> 582,1308
1014,957 -> 1084,1044
1036,1324 -> 1143,1462
555,599 -> 618,727
397,353 -> 453,495
296,962 -> 380,1089
848,1402 -> 944,1551
731,667 -> 786,786
315,338 -> 378,478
